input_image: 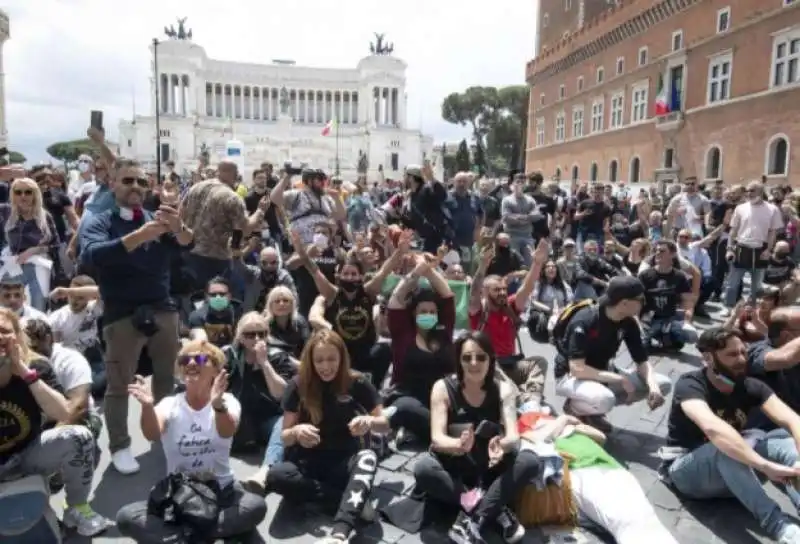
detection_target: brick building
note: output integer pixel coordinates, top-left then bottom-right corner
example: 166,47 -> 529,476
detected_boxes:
525,0 -> 800,186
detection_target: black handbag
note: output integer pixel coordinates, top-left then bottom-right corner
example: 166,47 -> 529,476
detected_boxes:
147,473 -> 220,543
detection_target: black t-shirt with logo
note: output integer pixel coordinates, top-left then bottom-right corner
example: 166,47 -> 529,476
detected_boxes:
763,256 -> 796,285
0,359 -> 61,464
282,373 -> 379,456
188,304 -> 239,347
666,369 -> 773,450
577,199 -> 612,234
325,288 -> 375,361
639,267 -> 691,319
293,246 -> 338,314
42,189 -> 73,243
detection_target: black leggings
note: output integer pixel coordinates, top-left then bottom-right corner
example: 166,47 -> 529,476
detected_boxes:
267,449 -> 378,535
350,343 -> 393,390
388,395 -> 431,443
116,481 -> 266,543
412,449 -> 541,523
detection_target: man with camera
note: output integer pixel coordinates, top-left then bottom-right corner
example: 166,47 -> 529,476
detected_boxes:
80,158 -> 193,475
269,166 -> 346,246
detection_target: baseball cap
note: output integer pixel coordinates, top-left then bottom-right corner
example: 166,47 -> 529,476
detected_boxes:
605,276 -> 645,305
563,238 -> 576,247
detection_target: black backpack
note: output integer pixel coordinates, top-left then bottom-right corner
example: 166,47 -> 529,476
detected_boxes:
147,473 -> 220,543
550,299 -> 595,352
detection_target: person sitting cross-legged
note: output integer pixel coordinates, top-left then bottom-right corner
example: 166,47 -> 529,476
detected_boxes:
663,327 -> 800,544
116,340 -> 267,543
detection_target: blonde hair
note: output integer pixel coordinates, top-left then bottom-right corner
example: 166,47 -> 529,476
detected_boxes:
177,339 -> 226,371
235,311 -> 269,343
0,308 -> 42,365
263,285 -> 297,322
6,178 -> 51,241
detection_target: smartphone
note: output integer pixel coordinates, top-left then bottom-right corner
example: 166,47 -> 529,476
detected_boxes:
90,110 -> 104,131
230,230 -> 243,250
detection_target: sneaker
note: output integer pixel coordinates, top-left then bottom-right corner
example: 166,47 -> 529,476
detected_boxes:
778,524 -> 800,543
110,448 -> 140,475
496,507 -> 525,543
448,511 -> 486,544
62,504 -> 114,536
240,466 -> 269,496
720,308 -> 732,318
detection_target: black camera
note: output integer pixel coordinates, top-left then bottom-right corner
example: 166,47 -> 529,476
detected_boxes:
283,161 -> 304,176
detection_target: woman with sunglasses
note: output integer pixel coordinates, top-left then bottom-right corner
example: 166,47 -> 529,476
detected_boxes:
266,330 -> 390,544
0,178 -> 60,311
117,339 -> 267,542
224,312 -> 293,493
413,331 -> 540,544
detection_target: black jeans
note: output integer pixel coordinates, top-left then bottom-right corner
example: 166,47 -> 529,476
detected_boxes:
115,481 -> 267,543
266,449 -> 378,535
412,449 -> 541,523
388,395 -> 431,443
708,237 -> 728,298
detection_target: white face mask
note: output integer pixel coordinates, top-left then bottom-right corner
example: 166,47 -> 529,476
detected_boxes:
118,207 -> 134,220
78,162 -> 91,174
312,233 -> 328,249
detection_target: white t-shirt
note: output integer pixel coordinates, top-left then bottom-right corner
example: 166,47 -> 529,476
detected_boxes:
19,305 -> 48,328
49,343 -> 95,411
156,392 -> 241,487
47,300 -> 103,353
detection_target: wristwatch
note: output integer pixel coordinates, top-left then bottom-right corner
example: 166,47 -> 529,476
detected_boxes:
22,369 -> 40,385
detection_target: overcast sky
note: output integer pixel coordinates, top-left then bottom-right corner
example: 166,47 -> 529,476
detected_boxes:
2,0 -> 537,164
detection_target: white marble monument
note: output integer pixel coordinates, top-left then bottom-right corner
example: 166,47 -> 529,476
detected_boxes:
119,21 -> 434,180
0,9 -> 9,149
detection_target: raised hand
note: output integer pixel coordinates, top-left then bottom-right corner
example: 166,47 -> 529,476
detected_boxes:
128,375 -> 154,406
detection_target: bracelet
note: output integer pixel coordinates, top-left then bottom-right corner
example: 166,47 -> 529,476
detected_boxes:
22,369 -> 40,385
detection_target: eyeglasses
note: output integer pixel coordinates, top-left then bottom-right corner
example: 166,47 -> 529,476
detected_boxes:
460,353 -> 489,363
13,189 -> 34,196
121,177 -> 149,188
177,353 -> 211,367
241,330 -> 267,340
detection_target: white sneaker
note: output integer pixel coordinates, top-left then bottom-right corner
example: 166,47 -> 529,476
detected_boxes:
778,524 -> 800,544
719,308 -> 732,318
111,448 -> 140,475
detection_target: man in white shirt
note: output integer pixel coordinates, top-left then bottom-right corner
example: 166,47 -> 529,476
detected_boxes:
0,278 -> 48,325
666,177 -> 710,238
723,181 -> 783,316
47,275 -> 104,397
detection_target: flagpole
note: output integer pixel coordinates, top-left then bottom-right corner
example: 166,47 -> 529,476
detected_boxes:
334,117 -> 340,176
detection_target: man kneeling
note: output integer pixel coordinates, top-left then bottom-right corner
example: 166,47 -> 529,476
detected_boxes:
664,327 -> 800,543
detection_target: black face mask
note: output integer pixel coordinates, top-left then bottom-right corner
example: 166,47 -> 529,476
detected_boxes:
775,252 -> 790,259
496,245 -> 509,254
260,269 -> 278,284
339,279 -> 362,293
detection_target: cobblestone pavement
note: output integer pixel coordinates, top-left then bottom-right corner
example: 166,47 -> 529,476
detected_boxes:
53,308 -> 794,543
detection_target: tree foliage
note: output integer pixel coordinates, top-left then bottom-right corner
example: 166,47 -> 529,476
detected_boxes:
441,84 -> 530,175
7,151 -> 26,164
46,139 -> 98,164
455,139 -> 472,172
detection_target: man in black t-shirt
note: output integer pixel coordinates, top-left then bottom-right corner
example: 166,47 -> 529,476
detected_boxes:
638,240 -> 698,350
763,241 -> 800,304
664,327 -> 800,542
554,276 -> 671,432
746,311 -> 800,420
574,184 -> 612,255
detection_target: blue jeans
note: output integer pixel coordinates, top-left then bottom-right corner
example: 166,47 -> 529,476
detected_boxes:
668,429 -> 800,539
725,264 -> 766,308
89,359 -> 106,398
573,281 -> 598,301
10,262 -> 46,312
261,415 -> 284,468
510,236 -> 534,266
646,313 -> 699,345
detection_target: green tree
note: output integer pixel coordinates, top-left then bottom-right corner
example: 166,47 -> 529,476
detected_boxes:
441,84 -> 530,174
7,151 -> 26,164
455,139 -> 472,172
46,139 -> 97,164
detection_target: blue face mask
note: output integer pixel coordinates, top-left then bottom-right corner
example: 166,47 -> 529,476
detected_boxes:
208,294 -> 230,312
416,314 -> 438,330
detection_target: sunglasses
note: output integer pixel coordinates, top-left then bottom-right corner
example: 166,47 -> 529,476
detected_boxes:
177,353 -> 211,367
121,177 -> 149,188
241,330 -> 267,340
460,353 -> 489,363
13,189 -> 34,196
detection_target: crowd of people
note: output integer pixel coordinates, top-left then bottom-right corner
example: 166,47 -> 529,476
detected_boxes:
1,125 -> 800,544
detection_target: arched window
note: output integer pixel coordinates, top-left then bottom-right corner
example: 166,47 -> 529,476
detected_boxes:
590,162 -> 598,182
572,165 -> 579,182
705,146 -> 722,180
630,156 -> 641,183
608,160 -> 618,182
555,167 -> 562,180
766,135 -> 790,176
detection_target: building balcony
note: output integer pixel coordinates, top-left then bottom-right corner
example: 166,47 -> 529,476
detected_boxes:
655,111 -> 684,132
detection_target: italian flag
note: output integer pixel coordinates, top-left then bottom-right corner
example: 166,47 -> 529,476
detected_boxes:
655,73 -> 670,116
321,118 -> 337,136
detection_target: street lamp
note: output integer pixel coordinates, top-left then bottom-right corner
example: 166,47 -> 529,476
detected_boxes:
153,38 -> 162,183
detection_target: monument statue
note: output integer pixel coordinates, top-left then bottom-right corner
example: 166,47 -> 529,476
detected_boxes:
279,87 -> 290,115
357,150 -> 369,174
164,17 -> 192,40
369,33 -> 394,55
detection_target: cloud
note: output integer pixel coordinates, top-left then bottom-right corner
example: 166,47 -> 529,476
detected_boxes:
2,0 -> 536,163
